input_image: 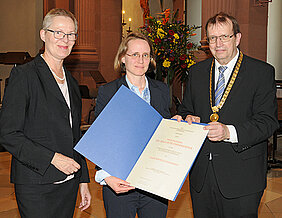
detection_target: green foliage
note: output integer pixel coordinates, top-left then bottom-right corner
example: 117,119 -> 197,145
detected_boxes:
140,10 -> 201,85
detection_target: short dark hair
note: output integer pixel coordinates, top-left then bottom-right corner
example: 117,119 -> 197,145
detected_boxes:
205,12 -> 240,36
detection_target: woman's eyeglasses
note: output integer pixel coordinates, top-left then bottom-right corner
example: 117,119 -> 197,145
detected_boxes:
46,29 -> 78,41
126,53 -> 151,61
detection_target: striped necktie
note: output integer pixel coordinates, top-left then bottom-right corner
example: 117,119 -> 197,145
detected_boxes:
215,66 -> 227,106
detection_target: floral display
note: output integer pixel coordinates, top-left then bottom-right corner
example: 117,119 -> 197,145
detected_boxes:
140,10 -> 200,85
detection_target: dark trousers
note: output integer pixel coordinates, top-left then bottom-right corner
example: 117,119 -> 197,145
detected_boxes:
103,185 -> 168,218
190,162 -> 263,218
14,177 -> 80,218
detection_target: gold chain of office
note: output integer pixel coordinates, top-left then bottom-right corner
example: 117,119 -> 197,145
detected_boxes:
209,51 -> 243,122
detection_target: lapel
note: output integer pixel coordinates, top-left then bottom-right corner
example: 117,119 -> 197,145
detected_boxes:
147,77 -> 160,109
65,67 -> 80,127
209,60 -> 216,107
119,75 -> 159,108
33,54 -> 68,107
117,76 -> 129,89
218,53 -> 245,114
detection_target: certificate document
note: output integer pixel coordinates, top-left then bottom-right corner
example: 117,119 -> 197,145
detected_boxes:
75,85 -> 208,201
127,119 -> 208,200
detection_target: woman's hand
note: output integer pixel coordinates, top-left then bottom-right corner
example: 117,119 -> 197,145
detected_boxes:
171,115 -> 183,122
104,176 -> 135,194
51,153 -> 80,175
172,115 -> 201,124
79,183 -> 91,211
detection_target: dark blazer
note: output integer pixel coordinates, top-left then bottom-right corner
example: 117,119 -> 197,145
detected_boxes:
95,76 -> 171,119
178,54 -> 279,198
0,54 -> 90,184
94,75 -> 171,175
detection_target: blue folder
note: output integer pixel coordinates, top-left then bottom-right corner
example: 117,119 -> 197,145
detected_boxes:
75,85 -> 163,180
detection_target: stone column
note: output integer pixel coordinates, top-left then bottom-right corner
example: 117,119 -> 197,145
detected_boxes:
65,0 -> 102,86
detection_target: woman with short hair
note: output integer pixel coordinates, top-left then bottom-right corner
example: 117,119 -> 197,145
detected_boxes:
0,8 -> 91,217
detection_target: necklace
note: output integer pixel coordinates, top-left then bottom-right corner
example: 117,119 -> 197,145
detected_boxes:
209,51 -> 243,122
51,70 -> 65,81
41,54 -> 65,81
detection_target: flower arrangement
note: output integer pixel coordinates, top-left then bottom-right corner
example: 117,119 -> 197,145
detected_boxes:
140,10 -> 200,85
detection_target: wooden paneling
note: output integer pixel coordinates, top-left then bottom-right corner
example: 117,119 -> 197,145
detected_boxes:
201,0 -> 236,37
277,98 -> 282,121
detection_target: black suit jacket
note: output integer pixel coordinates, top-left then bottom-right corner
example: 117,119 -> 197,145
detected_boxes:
95,76 -> 171,119
178,54 -> 279,198
0,54 -> 90,184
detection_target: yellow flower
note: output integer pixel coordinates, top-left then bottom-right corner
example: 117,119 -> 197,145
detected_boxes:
174,33 -> 179,39
188,60 -> 196,68
157,28 -> 165,39
157,20 -> 162,25
163,59 -> 171,68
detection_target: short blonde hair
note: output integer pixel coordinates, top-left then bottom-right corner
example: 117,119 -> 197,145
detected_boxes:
114,32 -> 156,73
42,8 -> 78,33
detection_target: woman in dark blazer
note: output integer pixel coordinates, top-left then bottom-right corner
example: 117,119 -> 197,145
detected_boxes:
0,9 -> 91,217
94,32 -> 170,218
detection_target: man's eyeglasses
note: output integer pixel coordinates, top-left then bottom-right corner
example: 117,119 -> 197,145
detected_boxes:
46,29 -> 78,41
207,34 -> 234,44
126,53 -> 151,61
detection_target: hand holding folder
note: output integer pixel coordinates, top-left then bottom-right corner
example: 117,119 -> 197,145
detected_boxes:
104,176 -> 135,194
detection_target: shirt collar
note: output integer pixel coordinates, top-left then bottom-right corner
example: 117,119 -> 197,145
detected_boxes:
215,48 -> 239,71
125,75 -> 149,93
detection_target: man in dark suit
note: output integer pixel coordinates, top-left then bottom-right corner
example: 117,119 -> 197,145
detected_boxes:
175,12 -> 279,217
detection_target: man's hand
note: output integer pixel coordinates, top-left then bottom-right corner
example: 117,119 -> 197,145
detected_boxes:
51,153 -> 80,175
104,176 -> 135,194
172,115 -> 200,124
79,183 -> 91,211
204,122 -> 230,141
185,115 -> 201,124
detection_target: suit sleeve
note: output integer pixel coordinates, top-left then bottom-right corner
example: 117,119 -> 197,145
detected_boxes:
94,85 -> 111,118
177,67 -> 195,118
161,83 -> 171,118
94,85 -> 112,171
0,67 -> 54,175
234,64 -> 279,152
79,155 -> 90,183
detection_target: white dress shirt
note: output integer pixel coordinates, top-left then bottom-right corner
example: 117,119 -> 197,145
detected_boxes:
214,49 -> 239,143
